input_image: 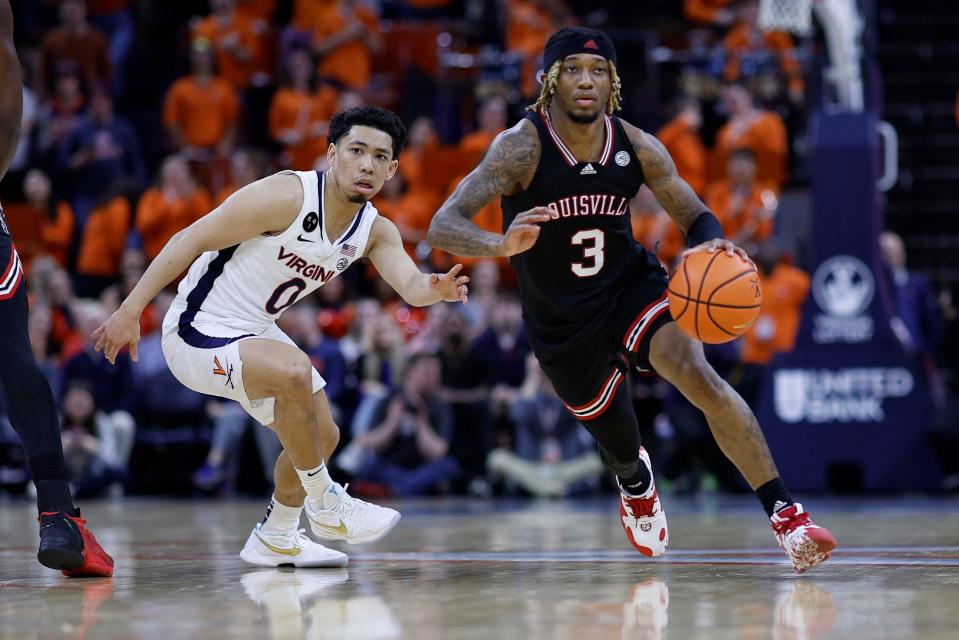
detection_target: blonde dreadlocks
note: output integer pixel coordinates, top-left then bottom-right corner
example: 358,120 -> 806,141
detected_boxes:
526,60 -> 623,115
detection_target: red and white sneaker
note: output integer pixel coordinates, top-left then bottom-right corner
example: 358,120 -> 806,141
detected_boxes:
618,447 -> 668,557
38,510 -> 114,577
770,503 -> 837,574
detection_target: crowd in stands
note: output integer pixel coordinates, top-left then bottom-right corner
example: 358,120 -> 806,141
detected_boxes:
1,0 -> 954,500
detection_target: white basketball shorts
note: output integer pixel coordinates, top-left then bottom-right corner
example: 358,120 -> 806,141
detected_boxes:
161,310 -> 324,426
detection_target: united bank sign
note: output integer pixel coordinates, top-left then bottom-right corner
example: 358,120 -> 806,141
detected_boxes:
773,367 -> 914,423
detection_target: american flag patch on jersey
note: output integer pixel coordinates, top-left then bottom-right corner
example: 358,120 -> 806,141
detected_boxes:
340,244 -> 357,257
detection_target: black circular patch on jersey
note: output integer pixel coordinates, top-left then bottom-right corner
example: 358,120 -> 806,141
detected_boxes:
303,212 -> 319,233
336,257 -> 349,271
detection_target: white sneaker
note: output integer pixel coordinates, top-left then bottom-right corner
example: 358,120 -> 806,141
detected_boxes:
618,447 -> 669,557
240,523 -> 348,568
305,482 -> 401,545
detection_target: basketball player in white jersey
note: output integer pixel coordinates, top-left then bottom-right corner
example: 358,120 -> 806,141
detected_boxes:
92,106 -> 469,567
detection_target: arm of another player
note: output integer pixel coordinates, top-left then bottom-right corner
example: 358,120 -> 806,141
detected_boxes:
0,0 -> 23,180
624,122 -> 747,261
427,120 -> 553,258
366,216 -> 469,307
91,173 -> 304,364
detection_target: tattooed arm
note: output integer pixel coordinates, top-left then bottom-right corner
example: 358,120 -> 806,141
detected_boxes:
621,120 -> 707,233
427,120 -> 551,257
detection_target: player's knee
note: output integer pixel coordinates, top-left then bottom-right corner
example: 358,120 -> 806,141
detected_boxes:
650,340 -> 695,381
684,367 -> 729,416
2,355 -> 52,397
655,348 -> 726,410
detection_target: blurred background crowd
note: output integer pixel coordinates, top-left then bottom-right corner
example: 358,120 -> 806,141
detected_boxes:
1,0 -> 956,501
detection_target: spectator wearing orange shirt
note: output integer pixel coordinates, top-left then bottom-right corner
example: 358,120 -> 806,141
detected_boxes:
278,0 -> 325,63
458,95 -> 508,169
163,39 -> 240,157
23,169 -> 75,270
684,0 -> 737,26
135,156 -> 212,260
236,0 -> 278,86
399,116 -> 442,208
269,49 -> 338,170
705,148 -> 777,250
657,99 -> 707,196
288,0 -> 325,34
715,83 -> 787,189
374,172 -> 434,260
735,243 -> 810,405
214,150 -> 262,207
506,0 -> 569,98
39,0 -> 111,99
237,0 -> 277,21
75,192 -> 131,297
192,0 -> 259,91
722,0 -> 804,102
311,0 -> 383,91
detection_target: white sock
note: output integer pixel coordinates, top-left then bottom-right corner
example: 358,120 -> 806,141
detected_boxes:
295,462 -> 334,502
260,495 -> 302,536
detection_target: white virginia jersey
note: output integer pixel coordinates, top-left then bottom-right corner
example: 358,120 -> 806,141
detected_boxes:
168,170 -> 377,346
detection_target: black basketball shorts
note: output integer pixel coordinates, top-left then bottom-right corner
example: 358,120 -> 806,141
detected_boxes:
536,267 -> 672,422
0,220 -> 24,304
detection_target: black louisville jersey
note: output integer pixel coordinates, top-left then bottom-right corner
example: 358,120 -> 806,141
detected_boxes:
501,109 -> 661,356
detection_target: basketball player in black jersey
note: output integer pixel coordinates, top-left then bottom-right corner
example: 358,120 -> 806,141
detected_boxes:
429,27 -> 836,573
0,0 -> 113,576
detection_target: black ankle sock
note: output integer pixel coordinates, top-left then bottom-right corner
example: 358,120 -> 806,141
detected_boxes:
618,461 -> 652,497
756,477 -> 794,517
35,479 -> 76,516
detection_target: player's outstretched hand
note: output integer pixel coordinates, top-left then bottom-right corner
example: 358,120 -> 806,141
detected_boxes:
684,238 -> 755,269
499,206 -> 554,257
90,306 -> 141,365
429,263 -> 470,304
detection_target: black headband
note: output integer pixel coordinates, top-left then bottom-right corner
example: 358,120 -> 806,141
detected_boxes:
542,27 -> 617,74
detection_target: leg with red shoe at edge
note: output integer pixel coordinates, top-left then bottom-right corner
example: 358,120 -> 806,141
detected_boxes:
0,280 -> 113,578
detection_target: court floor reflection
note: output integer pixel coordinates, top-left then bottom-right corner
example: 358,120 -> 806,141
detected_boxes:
1,497 -> 957,639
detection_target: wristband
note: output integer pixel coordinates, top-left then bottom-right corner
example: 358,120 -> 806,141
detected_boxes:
685,211 -> 724,247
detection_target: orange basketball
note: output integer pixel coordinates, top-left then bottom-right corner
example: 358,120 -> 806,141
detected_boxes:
667,250 -> 762,344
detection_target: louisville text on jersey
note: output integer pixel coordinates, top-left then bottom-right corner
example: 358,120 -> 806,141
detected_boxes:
544,194 -> 630,220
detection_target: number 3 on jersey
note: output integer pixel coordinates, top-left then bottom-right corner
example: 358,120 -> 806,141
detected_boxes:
570,229 -> 605,277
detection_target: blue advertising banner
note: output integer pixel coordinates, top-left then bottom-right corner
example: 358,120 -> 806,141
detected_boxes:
756,112 -> 940,491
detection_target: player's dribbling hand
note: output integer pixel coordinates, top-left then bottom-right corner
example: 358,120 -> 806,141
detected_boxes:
90,306 -> 141,365
499,207 -> 554,257
684,238 -> 756,269
429,263 -> 470,304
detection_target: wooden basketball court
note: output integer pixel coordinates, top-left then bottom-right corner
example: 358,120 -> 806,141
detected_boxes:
2,497 -> 958,638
